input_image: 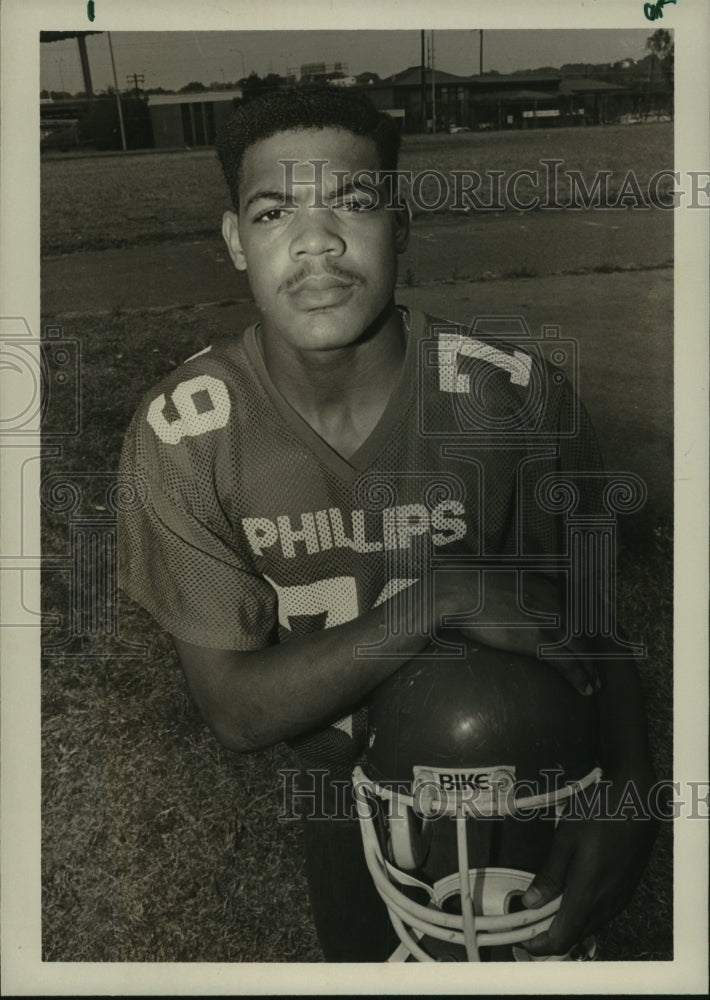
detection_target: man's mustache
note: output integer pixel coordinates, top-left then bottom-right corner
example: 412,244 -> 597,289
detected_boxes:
280,261 -> 366,293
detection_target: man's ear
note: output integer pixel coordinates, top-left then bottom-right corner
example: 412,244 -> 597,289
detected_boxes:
393,201 -> 411,254
222,210 -> 247,271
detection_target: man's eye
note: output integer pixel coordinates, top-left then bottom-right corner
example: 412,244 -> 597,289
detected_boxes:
254,207 -> 288,223
335,196 -> 376,212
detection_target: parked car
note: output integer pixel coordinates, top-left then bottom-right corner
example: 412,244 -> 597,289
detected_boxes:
40,119 -> 80,152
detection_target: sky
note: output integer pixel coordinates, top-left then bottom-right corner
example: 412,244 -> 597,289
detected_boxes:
39,29 -> 658,95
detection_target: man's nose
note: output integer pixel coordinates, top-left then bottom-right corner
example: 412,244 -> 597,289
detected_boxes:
289,208 -> 346,260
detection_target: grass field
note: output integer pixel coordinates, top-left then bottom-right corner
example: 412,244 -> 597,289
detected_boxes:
41,122 -> 673,256
40,124 -> 674,965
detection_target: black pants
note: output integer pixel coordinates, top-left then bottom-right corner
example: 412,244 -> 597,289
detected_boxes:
296,768 -> 397,962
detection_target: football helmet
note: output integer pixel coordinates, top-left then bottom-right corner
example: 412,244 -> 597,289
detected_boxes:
352,635 -> 602,962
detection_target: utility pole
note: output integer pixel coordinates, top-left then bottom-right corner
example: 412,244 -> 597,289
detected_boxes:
480,29 -> 483,76
126,72 -> 145,98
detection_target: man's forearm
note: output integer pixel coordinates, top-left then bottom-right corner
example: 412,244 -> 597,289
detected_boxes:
176,569 -> 607,754
174,580 -> 443,753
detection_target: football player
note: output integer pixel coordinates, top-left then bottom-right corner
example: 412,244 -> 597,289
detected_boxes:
118,86 -> 657,961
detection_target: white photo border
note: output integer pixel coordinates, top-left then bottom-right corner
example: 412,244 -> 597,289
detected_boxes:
1,0 -> 707,994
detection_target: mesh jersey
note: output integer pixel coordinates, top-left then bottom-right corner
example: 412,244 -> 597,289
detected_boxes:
118,308 -> 603,773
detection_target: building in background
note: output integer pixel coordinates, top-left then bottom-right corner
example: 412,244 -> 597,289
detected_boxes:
286,62 -> 349,85
40,55 -> 672,152
363,67 -> 630,133
148,90 -> 243,148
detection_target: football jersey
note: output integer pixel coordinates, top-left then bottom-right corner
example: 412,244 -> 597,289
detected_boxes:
118,308 -> 603,773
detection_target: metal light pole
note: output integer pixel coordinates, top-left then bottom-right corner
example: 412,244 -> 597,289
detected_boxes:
232,49 -> 246,79
430,30 -> 436,134
107,32 -> 127,151
420,29 -> 427,134
77,33 -> 94,97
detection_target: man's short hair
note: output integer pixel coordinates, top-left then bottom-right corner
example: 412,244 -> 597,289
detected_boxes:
216,85 -> 401,210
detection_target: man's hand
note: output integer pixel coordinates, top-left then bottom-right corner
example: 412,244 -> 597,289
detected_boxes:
518,640 -> 658,958
435,569 -> 600,695
519,763 -> 658,957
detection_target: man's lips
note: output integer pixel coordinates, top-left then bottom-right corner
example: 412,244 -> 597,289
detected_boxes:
288,280 -> 356,309
284,271 -> 361,309
288,275 -> 356,293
